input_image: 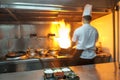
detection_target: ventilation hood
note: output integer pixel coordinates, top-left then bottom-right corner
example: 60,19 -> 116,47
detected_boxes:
0,0 -> 118,24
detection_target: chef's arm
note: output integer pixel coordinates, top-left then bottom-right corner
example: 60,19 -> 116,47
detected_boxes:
69,41 -> 76,49
67,42 -> 76,57
71,42 -> 76,48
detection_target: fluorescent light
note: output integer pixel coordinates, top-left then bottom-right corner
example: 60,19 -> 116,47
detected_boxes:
13,2 -> 63,7
1,2 -> 61,11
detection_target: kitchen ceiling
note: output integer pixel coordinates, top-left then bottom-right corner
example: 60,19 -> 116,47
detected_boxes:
0,0 -> 118,24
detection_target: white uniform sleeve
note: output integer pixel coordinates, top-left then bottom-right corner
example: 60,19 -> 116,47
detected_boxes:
72,30 -> 78,42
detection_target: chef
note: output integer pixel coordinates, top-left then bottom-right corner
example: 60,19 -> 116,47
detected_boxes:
70,4 -> 99,65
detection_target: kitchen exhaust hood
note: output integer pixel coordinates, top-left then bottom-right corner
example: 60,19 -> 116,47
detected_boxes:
0,0 -> 117,24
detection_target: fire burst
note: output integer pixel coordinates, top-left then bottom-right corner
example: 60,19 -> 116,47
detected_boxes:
57,20 -> 71,49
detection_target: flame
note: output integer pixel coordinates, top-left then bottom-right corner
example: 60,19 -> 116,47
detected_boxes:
57,20 -> 71,49
49,20 -> 71,49
49,22 -> 59,49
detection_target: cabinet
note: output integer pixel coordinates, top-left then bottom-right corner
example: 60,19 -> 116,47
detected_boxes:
0,59 -> 42,73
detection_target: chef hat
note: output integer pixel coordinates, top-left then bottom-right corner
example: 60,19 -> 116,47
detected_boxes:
82,4 -> 92,17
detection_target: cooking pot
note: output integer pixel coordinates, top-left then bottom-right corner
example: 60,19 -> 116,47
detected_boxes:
48,49 -> 59,56
35,48 -> 48,56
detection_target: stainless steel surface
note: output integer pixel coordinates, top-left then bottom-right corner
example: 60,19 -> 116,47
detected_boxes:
0,0 -> 116,57
0,24 -> 51,57
0,62 -> 119,80
0,59 -> 42,73
0,0 -> 115,24
0,53 -> 111,73
0,0 -> 117,8
0,0 -> 116,60
0,52 -> 111,73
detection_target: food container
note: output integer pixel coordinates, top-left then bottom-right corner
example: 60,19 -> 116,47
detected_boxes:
62,70 -> 79,80
44,69 -> 54,78
61,67 -> 71,76
61,67 -> 71,72
53,69 -> 64,79
44,67 -> 79,80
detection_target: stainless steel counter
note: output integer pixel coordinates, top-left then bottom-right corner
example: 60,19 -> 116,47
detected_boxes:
0,53 -> 111,73
0,59 -> 41,73
0,62 -> 119,80
0,57 -> 71,73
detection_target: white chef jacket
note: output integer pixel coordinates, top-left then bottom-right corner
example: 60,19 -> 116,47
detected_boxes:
72,23 -> 99,59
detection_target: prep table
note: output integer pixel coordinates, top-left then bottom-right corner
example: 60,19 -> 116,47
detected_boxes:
0,62 -> 119,80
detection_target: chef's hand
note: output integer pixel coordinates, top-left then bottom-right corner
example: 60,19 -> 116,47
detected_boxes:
72,46 -> 76,49
67,47 -> 71,51
67,46 -> 76,56
68,46 -> 76,51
